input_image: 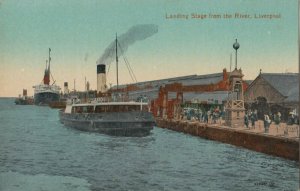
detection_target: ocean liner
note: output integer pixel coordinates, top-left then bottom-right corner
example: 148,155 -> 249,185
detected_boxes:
33,48 -> 61,105
59,35 -> 155,136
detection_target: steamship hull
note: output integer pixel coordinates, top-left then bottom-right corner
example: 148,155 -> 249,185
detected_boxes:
59,111 -> 155,136
34,92 -> 60,105
15,98 -> 34,105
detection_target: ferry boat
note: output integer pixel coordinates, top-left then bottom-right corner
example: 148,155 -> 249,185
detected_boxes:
33,48 -> 61,105
59,99 -> 155,136
59,35 -> 155,136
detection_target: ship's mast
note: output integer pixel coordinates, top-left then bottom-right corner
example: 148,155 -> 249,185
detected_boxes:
43,48 -> 51,85
116,34 -> 119,90
48,48 -> 51,76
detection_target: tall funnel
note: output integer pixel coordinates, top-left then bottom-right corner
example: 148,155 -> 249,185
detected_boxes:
64,82 -> 69,94
97,64 -> 107,93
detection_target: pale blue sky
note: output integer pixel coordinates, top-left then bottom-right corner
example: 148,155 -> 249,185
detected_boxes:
0,0 -> 298,96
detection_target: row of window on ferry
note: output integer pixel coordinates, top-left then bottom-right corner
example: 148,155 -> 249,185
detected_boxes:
72,105 -> 149,113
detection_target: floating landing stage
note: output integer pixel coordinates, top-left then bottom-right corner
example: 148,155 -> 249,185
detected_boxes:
156,118 -> 299,161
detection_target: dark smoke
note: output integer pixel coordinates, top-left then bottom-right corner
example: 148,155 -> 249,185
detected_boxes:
97,24 -> 158,65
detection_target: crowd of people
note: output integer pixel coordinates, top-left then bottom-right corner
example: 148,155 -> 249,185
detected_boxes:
181,106 -> 298,135
245,111 -> 299,134
181,106 -> 224,124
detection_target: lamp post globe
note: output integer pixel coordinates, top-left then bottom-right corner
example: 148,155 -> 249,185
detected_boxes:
233,39 -> 240,50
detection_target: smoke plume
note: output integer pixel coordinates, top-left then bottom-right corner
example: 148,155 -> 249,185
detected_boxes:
97,24 -> 158,65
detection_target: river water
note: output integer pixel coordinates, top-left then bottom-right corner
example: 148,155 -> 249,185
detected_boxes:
0,98 -> 298,191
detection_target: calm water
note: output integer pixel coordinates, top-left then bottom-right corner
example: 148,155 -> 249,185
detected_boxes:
0,98 -> 298,191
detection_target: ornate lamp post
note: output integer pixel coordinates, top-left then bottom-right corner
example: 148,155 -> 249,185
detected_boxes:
225,39 -> 246,128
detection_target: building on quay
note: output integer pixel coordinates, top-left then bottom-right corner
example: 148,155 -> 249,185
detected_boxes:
244,72 -> 299,121
109,68 -> 249,119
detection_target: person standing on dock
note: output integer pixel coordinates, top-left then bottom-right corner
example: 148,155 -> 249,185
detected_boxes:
250,111 -> 257,129
203,112 -> 208,123
264,114 -> 271,133
197,110 -> 202,122
287,112 -> 295,125
244,114 -> 249,128
274,112 -> 281,133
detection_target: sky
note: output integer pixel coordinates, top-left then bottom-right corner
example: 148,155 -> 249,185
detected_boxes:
0,0 -> 298,97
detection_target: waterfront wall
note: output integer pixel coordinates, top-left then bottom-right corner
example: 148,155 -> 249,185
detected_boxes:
156,118 -> 299,161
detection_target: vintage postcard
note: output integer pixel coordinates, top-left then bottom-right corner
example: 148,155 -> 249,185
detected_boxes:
0,1 -> 298,191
